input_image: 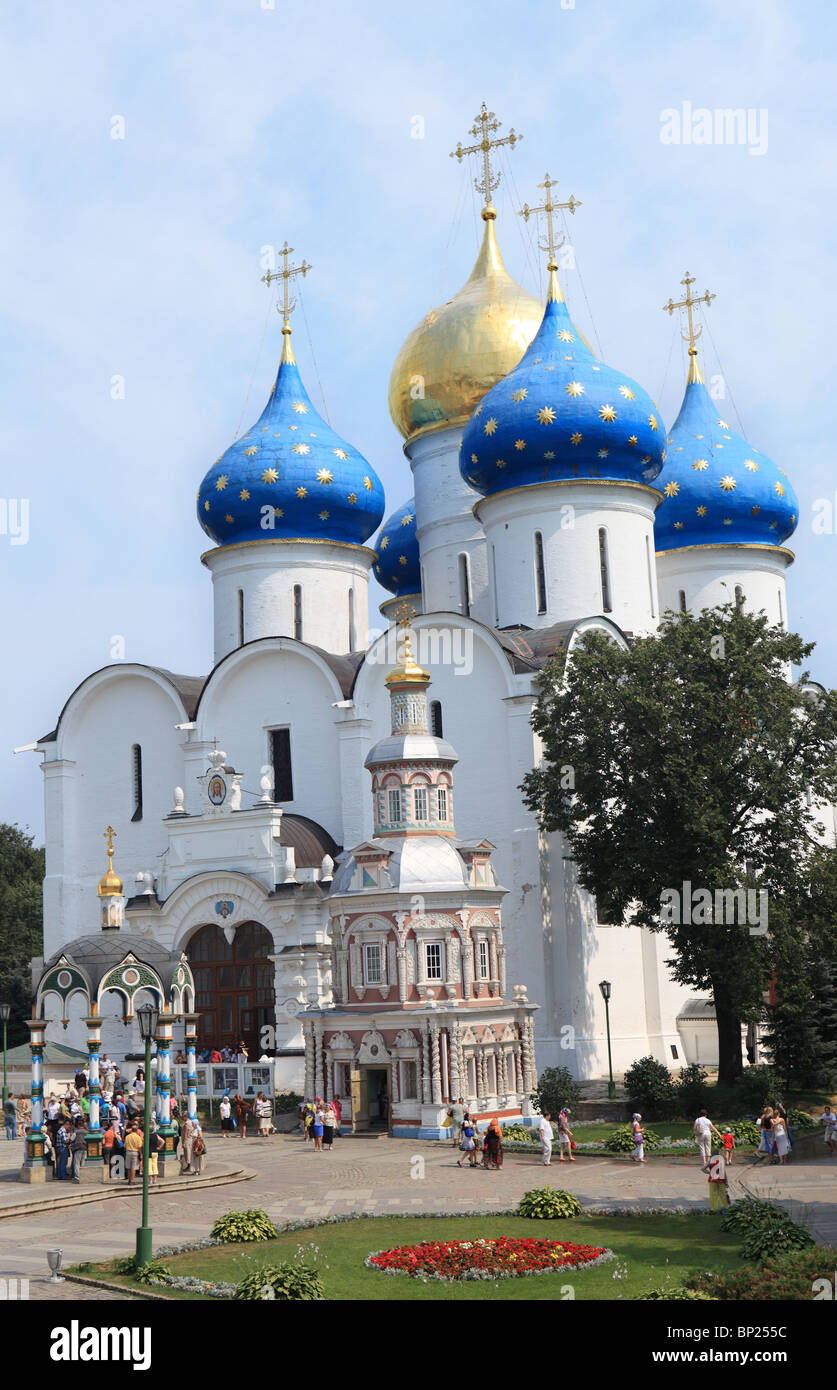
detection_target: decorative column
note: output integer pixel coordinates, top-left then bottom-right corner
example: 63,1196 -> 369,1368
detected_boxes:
429,1023 -> 442,1104
522,1017 -> 537,1094
183,1012 -> 199,1121
440,1029 -> 450,1101
155,1008 -> 175,1166
20,1018 -> 47,1182
448,1023 -> 461,1099
390,1055 -> 399,1104
498,1048 -> 508,1098
498,941 -> 507,998
84,1011 -> 103,1161
489,935 -> 499,995
476,1048 -> 487,1103
421,1025 -> 431,1103
303,1019 -> 315,1099
460,929 -> 474,999
325,1045 -> 333,1103
314,1019 -> 324,1099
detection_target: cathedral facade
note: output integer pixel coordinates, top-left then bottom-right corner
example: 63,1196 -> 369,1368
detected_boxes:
29,108 -> 801,1117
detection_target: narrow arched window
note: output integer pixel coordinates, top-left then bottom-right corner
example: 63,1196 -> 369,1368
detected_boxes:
458,553 -> 471,617
490,543 -> 499,625
348,586 -> 355,652
430,700 -> 443,738
679,589 -> 687,614
237,589 -> 245,646
534,532 -> 547,615
598,528 -> 612,613
645,535 -> 656,618
734,584 -> 744,607
293,584 -> 303,641
778,589 -> 784,627
131,744 -> 143,822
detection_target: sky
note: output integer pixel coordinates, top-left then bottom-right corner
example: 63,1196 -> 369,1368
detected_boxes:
1,0 -> 835,841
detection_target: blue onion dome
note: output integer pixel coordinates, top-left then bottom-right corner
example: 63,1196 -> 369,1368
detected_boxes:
373,497 -> 421,596
655,354 -> 798,550
459,268 -> 666,497
198,328 -> 385,547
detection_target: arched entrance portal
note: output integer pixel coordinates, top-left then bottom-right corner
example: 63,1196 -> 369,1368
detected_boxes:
188,922 -> 274,1057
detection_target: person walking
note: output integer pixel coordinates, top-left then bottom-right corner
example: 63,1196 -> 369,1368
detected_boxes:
456,1113 -> 478,1168
331,1095 -> 342,1137
722,1128 -> 735,1165
181,1114 -> 199,1173
772,1110 -> 791,1164
302,1100 -> 315,1141
255,1092 -> 271,1139
148,1122 -> 163,1185
4,1092 -> 17,1140
219,1092 -> 233,1139
694,1109 -> 721,1172
312,1103 -> 324,1152
188,1119 -> 205,1176
820,1105 -> 837,1156
631,1113 -> 647,1163
234,1093 -> 249,1139
538,1111 -> 554,1167
124,1123 -> 143,1184
55,1119 -> 71,1180
448,1097 -> 465,1148
70,1120 -> 88,1183
16,1093 -> 30,1139
756,1106 -> 775,1160
557,1107 -> 575,1163
482,1117 -> 503,1170
323,1102 -> 336,1150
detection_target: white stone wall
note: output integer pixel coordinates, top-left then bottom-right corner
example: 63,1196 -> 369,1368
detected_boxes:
656,544 -> 791,625
407,426 -> 490,622
203,539 -> 374,664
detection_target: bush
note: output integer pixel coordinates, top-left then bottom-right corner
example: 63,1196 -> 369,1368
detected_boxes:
210,1208 -> 278,1243
732,1065 -> 775,1112
134,1259 -> 172,1285
786,1108 -> 817,1129
274,1091 -> 303,1114
530,1066 -> 581,1118
624,1056 -> 676,1119
234,1262 -> 324,1300
687,1247 -> 837,1301
638,1287 -> 715,1300
720,1197 -> 789,1233
711,1120 -> 760,1151
740,1221 -> 815,1263
676,1063 -> 710,1115
604,1124 -> 661,1153
501,1123 -> 537,1143
516,1186 -> 583,1219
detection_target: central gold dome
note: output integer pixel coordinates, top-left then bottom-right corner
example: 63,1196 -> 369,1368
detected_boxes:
388,209 -> 543,442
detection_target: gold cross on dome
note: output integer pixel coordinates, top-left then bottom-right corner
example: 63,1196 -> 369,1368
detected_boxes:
261,241 -> 312,327
662,272 -> 716,355
519,173 -> 581,269
104,825 -> 116,857
394,600 -> 417,635
450,103 -> 523,211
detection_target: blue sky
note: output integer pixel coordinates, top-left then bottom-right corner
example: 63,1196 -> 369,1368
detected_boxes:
2,0 -> 835,839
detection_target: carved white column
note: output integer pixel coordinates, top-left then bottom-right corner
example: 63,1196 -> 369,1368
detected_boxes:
440,1029 -> 450,1100
430,1023 -> 442,1104
421,1025 -> 431,1103
339,950 -> 349,1003
460,931 -> 474,999
498,1047 -> 508,1096
397,948 -> 408,1003
325,1045 -> 333,1102
390,1055 -> 399,1104
498,941 -> 507,998
489,934 -> 499,989
304,1020 -> 315,1099
314,1019 -> 324,1099
522,1018 -> 536,1094
449,1022 -> 462,1098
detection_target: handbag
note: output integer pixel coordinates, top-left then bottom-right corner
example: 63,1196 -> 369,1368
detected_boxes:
193,1137 -> 205,1156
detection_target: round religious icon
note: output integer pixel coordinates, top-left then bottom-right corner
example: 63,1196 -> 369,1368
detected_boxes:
176,966 -> 184,984
208,774 -> 227,805
122,967 -> 140,987
57,969 -> 72,989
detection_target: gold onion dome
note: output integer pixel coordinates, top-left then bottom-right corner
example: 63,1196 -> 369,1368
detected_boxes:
388,208 -> 543,441
97,826 -> 123,898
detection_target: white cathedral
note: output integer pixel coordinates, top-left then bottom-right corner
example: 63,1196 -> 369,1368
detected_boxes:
29,107 -> 801,1108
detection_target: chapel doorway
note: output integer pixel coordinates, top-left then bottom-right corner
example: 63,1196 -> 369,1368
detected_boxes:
187,921 -> 274,1057
351,1066 -> 390,1132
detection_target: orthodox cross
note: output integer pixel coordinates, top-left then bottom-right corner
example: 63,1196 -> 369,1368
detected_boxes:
261,241 -> 312,326
519,173 -> 581,268
103,825 -> 116,863
662,271 -> 716,353
450,103 -> 522,210
394,600 -> 417,634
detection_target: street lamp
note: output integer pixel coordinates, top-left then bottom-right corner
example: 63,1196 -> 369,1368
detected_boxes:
0,1002 -> 10,1105
599,980 -> 616,1100
135,1001 -> 159,1268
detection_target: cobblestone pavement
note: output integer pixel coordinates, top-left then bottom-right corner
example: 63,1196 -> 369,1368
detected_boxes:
1,1132 -> 835,1298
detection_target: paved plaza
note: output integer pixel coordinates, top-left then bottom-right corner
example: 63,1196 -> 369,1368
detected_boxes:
1,1131 -> 836,1298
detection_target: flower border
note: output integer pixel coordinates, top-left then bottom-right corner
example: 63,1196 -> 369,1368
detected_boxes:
364,1238 -> 615,1282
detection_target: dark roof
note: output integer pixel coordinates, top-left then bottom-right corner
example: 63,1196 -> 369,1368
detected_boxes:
39,664 -> 207,744
4,1041 -> 88,1067
41,932 -> 187,994
281,813 -> 341,867
194,639 -> 364,716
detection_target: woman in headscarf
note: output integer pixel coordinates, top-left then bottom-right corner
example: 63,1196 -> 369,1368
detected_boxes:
557,1107 -> 575,1163
482,1117 -> 503,1170
631,1113 -> 646,1163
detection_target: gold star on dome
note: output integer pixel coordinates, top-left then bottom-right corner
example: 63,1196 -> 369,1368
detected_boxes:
775,481 -> 785,496
292,401 -> 307,414
642,455 -> 651,464
273,432 -> 281,437
619,386 -> 635,399
598,448 -> 609,458
380,536 -> 390,549
566,381 -> 584,397
244,445 -> 258,456
723,434 -> 731,440
334,448 -> 348,460
225,514 -> 234,524
722,517 -> 732,526
512,387 -> 528,402
718,419 -> 730,428
363,477 -> 374,491
662,449 -> 667,462
348,492 -> 357,504
401,513 -> 414,525
398,555 -> 407,565
537,406 -> 556,425
692,459 -> 708,471
317,468 -> 334,484
204,500 -> 210,512
695,433 -> 704,440
627,435 -> 638,447
557,330 -> 574,343
664,481 -> 680,497
274,507 -> 284,518
649,415 -> 658,432
744,460 -> 758,471
215,475 -> 229,491
674,521 -> 684,529
769,520 -> 778,529
779,467 -> 787,477
484,418 -> 498,435
514,439 -> 526,450
261,427 -> 268,433
790,513 -> 796,524
473,403 -> 483,417
696,505 -> 707,516
239,489 -> 250,500
570,432 -> 582,445
471,453 -> 479,464
532,358 -> 542,365
496,459 -> 507,468
262,467 -> 278,484
752,505 -> 761,515
720,476 -> 736,492
296,486 -> 308,498
292,443 -> 310,455
319,509 -> 330,520
545,365 -> 556,372
289,425 -> 298,431
591,365 -> 601,371
599,405 -> 617,423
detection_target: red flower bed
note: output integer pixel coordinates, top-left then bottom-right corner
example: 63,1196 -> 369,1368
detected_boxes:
366,1236 -> 611,1282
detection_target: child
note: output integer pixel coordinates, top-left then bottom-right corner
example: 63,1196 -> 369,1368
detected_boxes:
722,1127 -> 735,1165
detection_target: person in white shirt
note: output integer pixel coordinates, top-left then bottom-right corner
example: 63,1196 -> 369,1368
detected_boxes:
219,1093 -> 233,1139
693,1109 -> 722,1171
47,1096 -> 60,1121
539,1112 -> 554,1166
820,1106 -> 837,1155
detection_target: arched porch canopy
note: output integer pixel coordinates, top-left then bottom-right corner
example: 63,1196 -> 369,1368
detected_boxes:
36,933 -> 195,1024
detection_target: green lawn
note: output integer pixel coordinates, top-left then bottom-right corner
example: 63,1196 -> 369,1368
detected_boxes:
83,1213 -> 744,1301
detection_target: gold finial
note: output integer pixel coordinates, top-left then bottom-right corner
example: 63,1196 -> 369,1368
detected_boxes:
261,241 -> 312,343
386,601 -> 429,687
519,173 -> 581,282
98,825 -> 123,898
663,272 -> 716,383
450,103 -> 523,217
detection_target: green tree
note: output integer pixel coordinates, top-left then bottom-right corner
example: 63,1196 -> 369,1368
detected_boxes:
521,605 -> 837,1087
530,1065 -> 581,1117
0,824 -> 44,1046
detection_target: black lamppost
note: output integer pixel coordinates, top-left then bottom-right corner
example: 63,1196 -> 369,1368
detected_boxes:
135,1001 -> 159,1267
599,980 -> 616,1099
0,1003 -> 10,1104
